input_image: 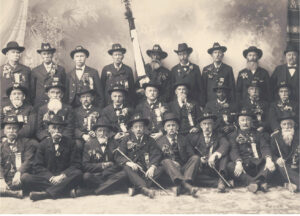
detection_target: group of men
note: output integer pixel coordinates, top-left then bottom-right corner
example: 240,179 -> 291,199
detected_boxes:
0,40 -> 299,201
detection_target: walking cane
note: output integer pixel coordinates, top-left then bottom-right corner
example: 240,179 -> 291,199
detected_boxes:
194,146 -> 233,188
271,134 -> 295,193
113,147 -> 170,195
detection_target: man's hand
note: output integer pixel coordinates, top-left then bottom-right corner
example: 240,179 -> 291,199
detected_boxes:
234,161 -> 244,177
114,132 -> 129,140
126,162 -> 139,171
200,156 -> 207,164
189,127 -> 199,134
82,134 -> 90,142
150,131 -> 163,140
0,178 -> 9,191
12,171 -> 21,186
145,166 -> 156,179
257,126 -> 264,132
102,162 -> 114,169
49,174 -> 66,185
208,152 -> 221,168
88,131 -> 96,138
265,157 -> 275,172
276,157 -> 285,168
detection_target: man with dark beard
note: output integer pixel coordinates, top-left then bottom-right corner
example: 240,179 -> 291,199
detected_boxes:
270,111 -> 299,192
36,77 -> 74,141
236,46 -> 271,105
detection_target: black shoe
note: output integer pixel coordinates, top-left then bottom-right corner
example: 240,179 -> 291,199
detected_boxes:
182,182 -> 198,198
29,191 -> 51,201
71,188 -> 94,198
171,185 -> 181,196
141,187 -> 155,199
260,182 -> 268,192
247,183 -> 258,193
1,189 -> 23,199
128,187 -> 136,197
217,179 -> 226,193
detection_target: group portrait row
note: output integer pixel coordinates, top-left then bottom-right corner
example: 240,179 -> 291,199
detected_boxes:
0,40 -> 299,201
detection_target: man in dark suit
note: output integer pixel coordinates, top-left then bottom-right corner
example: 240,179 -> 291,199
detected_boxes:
156,112 -> 200,197
36,77 -> 74,141
1,41 -> 31,106
268,81 -> 298,133
0,115 -> 37,198
270,111 -> 299,192
115,113 -> 164,198
101,44 -> 135,105
170,43 -> 205,107
71,117 -> 126,197
21,114 -> 82,201
189,111 -> 230,193
31,43 -> 66,108
227,108 -> 275,193
168,82 -> 201,135
202,42 -> 235,103
1,84 -> 36,139
236,46 -> 271,104
271,43 -> 299,102
68,45 -> 105,108
135,81 -> 168,140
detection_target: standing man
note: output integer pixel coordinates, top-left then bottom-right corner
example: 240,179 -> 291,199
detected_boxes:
171,43 -> 205,107
202,42 -> 235,103
101,43 -> 135,105
271,43 -> 299,102
0,115 -> 37,198
31,43 -> 66,108
1,41 -> 31,106
68,45 -> 105,108
236,46 -> 270,105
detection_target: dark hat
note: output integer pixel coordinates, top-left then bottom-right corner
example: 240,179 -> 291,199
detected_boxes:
108,84 -> 128,95
278,111 -> 297,122
237,108 -> 255,119
2,41 -> 25,55
6,83 -> 28,97
142,80 -> 161,91
37,43 -> 56,54
1,115 -> 24,129
127,113 -> 150,128
247,79 -> 261,89
173,81 -> 190,91
284,43 -> 299,55
276,81 -> 291,91
77,85 -> 95,96
213,78 -> 231,92
146,44 -> 168,59
44,114 -> 67,126
108,43 -> 126,55
92,117 -> 116,131
243,46 -> 263,59
174,43 -> 193,54
70,45 -> 90,59
198,111 -> 217,123
44,77 -> 65,92
207,42 -> 227,54
162,112 -> 180,126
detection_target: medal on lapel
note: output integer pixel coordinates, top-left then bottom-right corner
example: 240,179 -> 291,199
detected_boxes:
15,152 -> 22,170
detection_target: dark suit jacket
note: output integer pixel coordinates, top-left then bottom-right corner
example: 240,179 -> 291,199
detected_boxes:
202,63 -> 235,103
33,136 -> 81,179
0,138 -> 37,180
68,65 -> 105,108
31,63 -> 66,108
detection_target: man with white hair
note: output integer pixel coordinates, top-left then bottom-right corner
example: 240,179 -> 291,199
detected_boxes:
36,77 -> 74,141
270,111 -> 299,192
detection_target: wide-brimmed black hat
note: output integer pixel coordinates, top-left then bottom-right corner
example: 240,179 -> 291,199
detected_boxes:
198,111 -> 217,123
207,42 -> 227,54
2,41 -> 25,55
37,43 -> 56,54
127,113 -> 150,128
243,46 -> 263,59
70,45 -> 90,59
44,77 -> 65,92
162,112 -> 180,126
92,117 -> 117,131
76,85 -> 95,96
44,114 -> 67,126
247,79 -> 261,88
146,44 -> 168,59
1,115 -> 24,129
213,79 -> 231,92
237,108 -> 255,119
6,83 -> 28,97
108,43 -> 126,55
108,84 -> 128,95
174,43 -> 193,54
173,81 -> 190,91
142,80 -> 161,91
276,81 -> 291,91
277,111 -> 297,122
284,43 -> 299,55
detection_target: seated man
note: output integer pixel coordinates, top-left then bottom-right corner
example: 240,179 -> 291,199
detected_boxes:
36,77 -> 74,141
74,85 -> 101,154
227,108 -> 275,193
1,84 -> 36,139
205,80 -> 237,136
135,81 -> 168,140
270,111 -> 299,192
189,111 -> 230,193
0,115 -> 36,198
156,112 -> 200,197
21,115 -> 82,201
168,82 -> 200,135
115,113 -> 163,198
71,117 -> 126,197
268,81 -> 298,133
101,84 -> 133,140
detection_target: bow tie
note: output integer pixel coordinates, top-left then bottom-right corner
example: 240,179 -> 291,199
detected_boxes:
76,67 -> 83,70
288,66 -> 297,69
100,143 -> 107,147
114,107 -> 122,111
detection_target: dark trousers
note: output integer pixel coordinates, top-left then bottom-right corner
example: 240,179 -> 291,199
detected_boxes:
161,155 -> 200,185
274,164 -> 299,189
21,170 -> 82,198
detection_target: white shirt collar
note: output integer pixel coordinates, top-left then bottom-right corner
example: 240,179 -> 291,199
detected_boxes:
114,63 -> 123,70
180,61 -> 190,67
217,98 -> 227,104
214,62 -> 222,69
147,99 -> 157,105
113,104 -> 123,109
44,62 -> 53,72
167,135 -> 177,144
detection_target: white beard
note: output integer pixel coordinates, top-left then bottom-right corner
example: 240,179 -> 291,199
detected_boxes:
48,99 -> 62,114
282,128 -> 295,146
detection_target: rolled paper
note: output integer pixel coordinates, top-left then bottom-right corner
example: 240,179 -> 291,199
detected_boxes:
144,153 -> 150,166
15,152 -> 22,170
89,77 -> 94,89
87,116 -> 92,131
251,143 -> 259,158
188,112 -> 194,126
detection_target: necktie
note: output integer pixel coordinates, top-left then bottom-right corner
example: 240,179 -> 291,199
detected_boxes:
76,67 -> 83,70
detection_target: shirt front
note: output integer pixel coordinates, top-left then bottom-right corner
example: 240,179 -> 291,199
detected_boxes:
76,65 -> 86,80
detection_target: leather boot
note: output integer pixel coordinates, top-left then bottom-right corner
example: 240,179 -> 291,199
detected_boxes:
29,191 -> 51,201
0,189 -> 23,199
71,188 -> 94,197
217,179 -> 226,193
140,187 -> 155,199
182,181 -> 198,197
128,187 -> 136,197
